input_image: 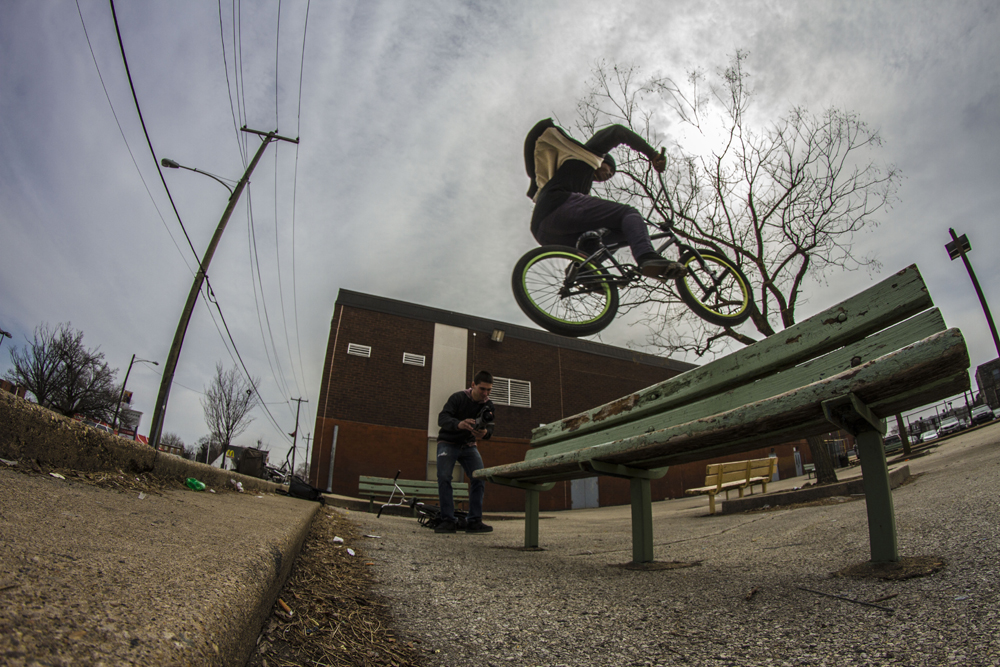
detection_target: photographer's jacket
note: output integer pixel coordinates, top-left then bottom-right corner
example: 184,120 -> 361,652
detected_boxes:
437,388 -> 494,446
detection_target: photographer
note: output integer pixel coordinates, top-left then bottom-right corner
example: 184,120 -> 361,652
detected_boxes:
435,370 -> 495,534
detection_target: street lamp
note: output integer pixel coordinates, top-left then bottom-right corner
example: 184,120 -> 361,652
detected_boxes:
113,354 -> 158,432
160,158 -> 234,194
946,228 -> 1000,357
0,328 -> 11,351
147,127 -> 299,449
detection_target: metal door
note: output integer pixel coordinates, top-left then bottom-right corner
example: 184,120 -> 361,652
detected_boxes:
571,477 -> 599,509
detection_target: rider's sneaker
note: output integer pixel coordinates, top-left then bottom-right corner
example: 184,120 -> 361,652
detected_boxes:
465,519 -> 493,533
660,261 -> 688,280
434,518 -> 458,533
638,253 -> 673,277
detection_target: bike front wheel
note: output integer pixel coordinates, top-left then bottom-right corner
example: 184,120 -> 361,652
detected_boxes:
512,245 -> 619,337
676,249 -> 752,327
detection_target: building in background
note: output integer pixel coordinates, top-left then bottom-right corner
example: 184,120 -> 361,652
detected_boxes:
0,379 -> 27,399
309,290 -> 813,512
975,358 -> 1000,409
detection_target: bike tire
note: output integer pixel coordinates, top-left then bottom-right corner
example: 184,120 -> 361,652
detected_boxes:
512,245 -> 619,337
675,249 -> 752,327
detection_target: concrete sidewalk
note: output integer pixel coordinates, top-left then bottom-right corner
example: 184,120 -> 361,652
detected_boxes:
0,467 -> 319,666
352,423 -> 1000,666
0,392 -> 320,666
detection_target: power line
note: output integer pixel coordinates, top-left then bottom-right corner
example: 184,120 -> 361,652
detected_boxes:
244,186 -> 298,413
205,277 -> 292,444
236,0 -> 250,159
271,144 -> 305,400
274,0 -> 281,128
108,0 -> 202,267
217,0 -> 246,165
75,0 -> 195,277
290,0 -> 313,411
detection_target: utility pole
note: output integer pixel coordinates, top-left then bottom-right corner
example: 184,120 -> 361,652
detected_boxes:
148,127 -> 299,448
289,397 -> 308,481
302,433 -> 313,484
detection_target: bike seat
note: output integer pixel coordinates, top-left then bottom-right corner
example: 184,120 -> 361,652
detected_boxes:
577,228 -> 610,253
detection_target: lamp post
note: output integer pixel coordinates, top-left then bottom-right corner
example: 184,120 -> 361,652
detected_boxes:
113,354 -> 158,432
946,228 -> 1000,357
160,159 -> 234,194
147,127 -> 298,449
0,328 -> 11,351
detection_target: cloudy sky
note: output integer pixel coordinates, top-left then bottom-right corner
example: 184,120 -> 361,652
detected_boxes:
2,1 -> 999,463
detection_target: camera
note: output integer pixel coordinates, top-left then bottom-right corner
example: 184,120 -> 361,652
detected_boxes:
474,405 -> 495,439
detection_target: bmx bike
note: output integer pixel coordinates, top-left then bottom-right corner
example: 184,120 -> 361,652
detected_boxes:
512,178 -> 753,337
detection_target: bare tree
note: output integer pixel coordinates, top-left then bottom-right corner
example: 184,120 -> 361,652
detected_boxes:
5,323 -> 119,421
576,52 -> 901,357
575,53 -> 900,484
5,323 -> 63,408
201,363 -> 259,464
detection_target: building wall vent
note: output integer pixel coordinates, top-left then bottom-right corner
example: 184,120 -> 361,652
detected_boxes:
347,343 -> 372,358
402,352 -> 426,367
491,377 -> 531,408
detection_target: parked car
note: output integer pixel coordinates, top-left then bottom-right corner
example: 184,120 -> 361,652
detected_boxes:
937,416 -> 962,437
971,405 -> 996,425
883,433 -> 903,452
921,430 -> 939,443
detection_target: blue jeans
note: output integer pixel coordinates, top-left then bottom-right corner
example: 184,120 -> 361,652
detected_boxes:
437,441 -> 485,522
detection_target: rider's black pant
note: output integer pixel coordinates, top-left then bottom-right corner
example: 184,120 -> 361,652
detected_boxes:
533,193 -> 655,259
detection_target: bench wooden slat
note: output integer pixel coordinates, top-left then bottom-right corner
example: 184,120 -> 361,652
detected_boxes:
359,476 -> 468,498
526,308 -> 947,461
530,265 -> 932,448
481,328 -> 967,483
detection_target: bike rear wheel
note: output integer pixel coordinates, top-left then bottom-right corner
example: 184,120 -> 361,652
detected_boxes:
512,245 -> 619,337
676,249 -> 752,327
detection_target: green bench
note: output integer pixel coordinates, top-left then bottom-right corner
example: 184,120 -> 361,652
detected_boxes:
475,265 -> 969,564
358,475 -> 468,515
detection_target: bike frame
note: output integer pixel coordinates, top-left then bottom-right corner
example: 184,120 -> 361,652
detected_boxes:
566,173 -> 728,302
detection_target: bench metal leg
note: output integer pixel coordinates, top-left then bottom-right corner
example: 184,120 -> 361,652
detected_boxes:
480,476 -> 554,549
856,428 -> 899,563
525,489 -> 540,548
630,477 -> 654,563
823,392 -> 899,564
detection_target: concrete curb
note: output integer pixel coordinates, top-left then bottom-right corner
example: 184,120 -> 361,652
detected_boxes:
722,464 -> 910,513
0,391 -> 282,494
0,391 -> 320,666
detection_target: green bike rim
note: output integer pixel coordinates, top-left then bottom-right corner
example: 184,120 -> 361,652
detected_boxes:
522,251 -> 613,325
682,254 -> 750,319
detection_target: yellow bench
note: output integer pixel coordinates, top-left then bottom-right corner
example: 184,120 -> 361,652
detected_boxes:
684,458 -> 777,515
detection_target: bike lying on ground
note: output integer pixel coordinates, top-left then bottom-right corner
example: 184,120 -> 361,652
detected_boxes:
374,471 -> 467,528
512,176 -> 753,337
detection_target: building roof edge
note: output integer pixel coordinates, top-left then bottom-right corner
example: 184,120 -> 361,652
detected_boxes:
333,289 -> 696,372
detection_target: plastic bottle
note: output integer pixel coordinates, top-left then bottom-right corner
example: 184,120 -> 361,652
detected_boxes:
185,477 -> 206,491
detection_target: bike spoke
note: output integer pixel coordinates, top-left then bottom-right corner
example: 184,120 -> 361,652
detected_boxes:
523,255 -> 610,324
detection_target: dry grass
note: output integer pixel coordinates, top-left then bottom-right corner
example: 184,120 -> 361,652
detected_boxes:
247,508 -> 423,667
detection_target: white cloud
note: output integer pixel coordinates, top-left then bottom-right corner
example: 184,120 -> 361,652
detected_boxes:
2,0 -> 999,462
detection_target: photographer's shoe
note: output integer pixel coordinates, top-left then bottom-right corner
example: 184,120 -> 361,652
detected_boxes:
434,519 -> 458,534
465,519 -> 493,533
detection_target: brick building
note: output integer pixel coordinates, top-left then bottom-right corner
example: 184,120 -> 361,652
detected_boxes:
975,358 -> 1000,409
308,290 -> 813,512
